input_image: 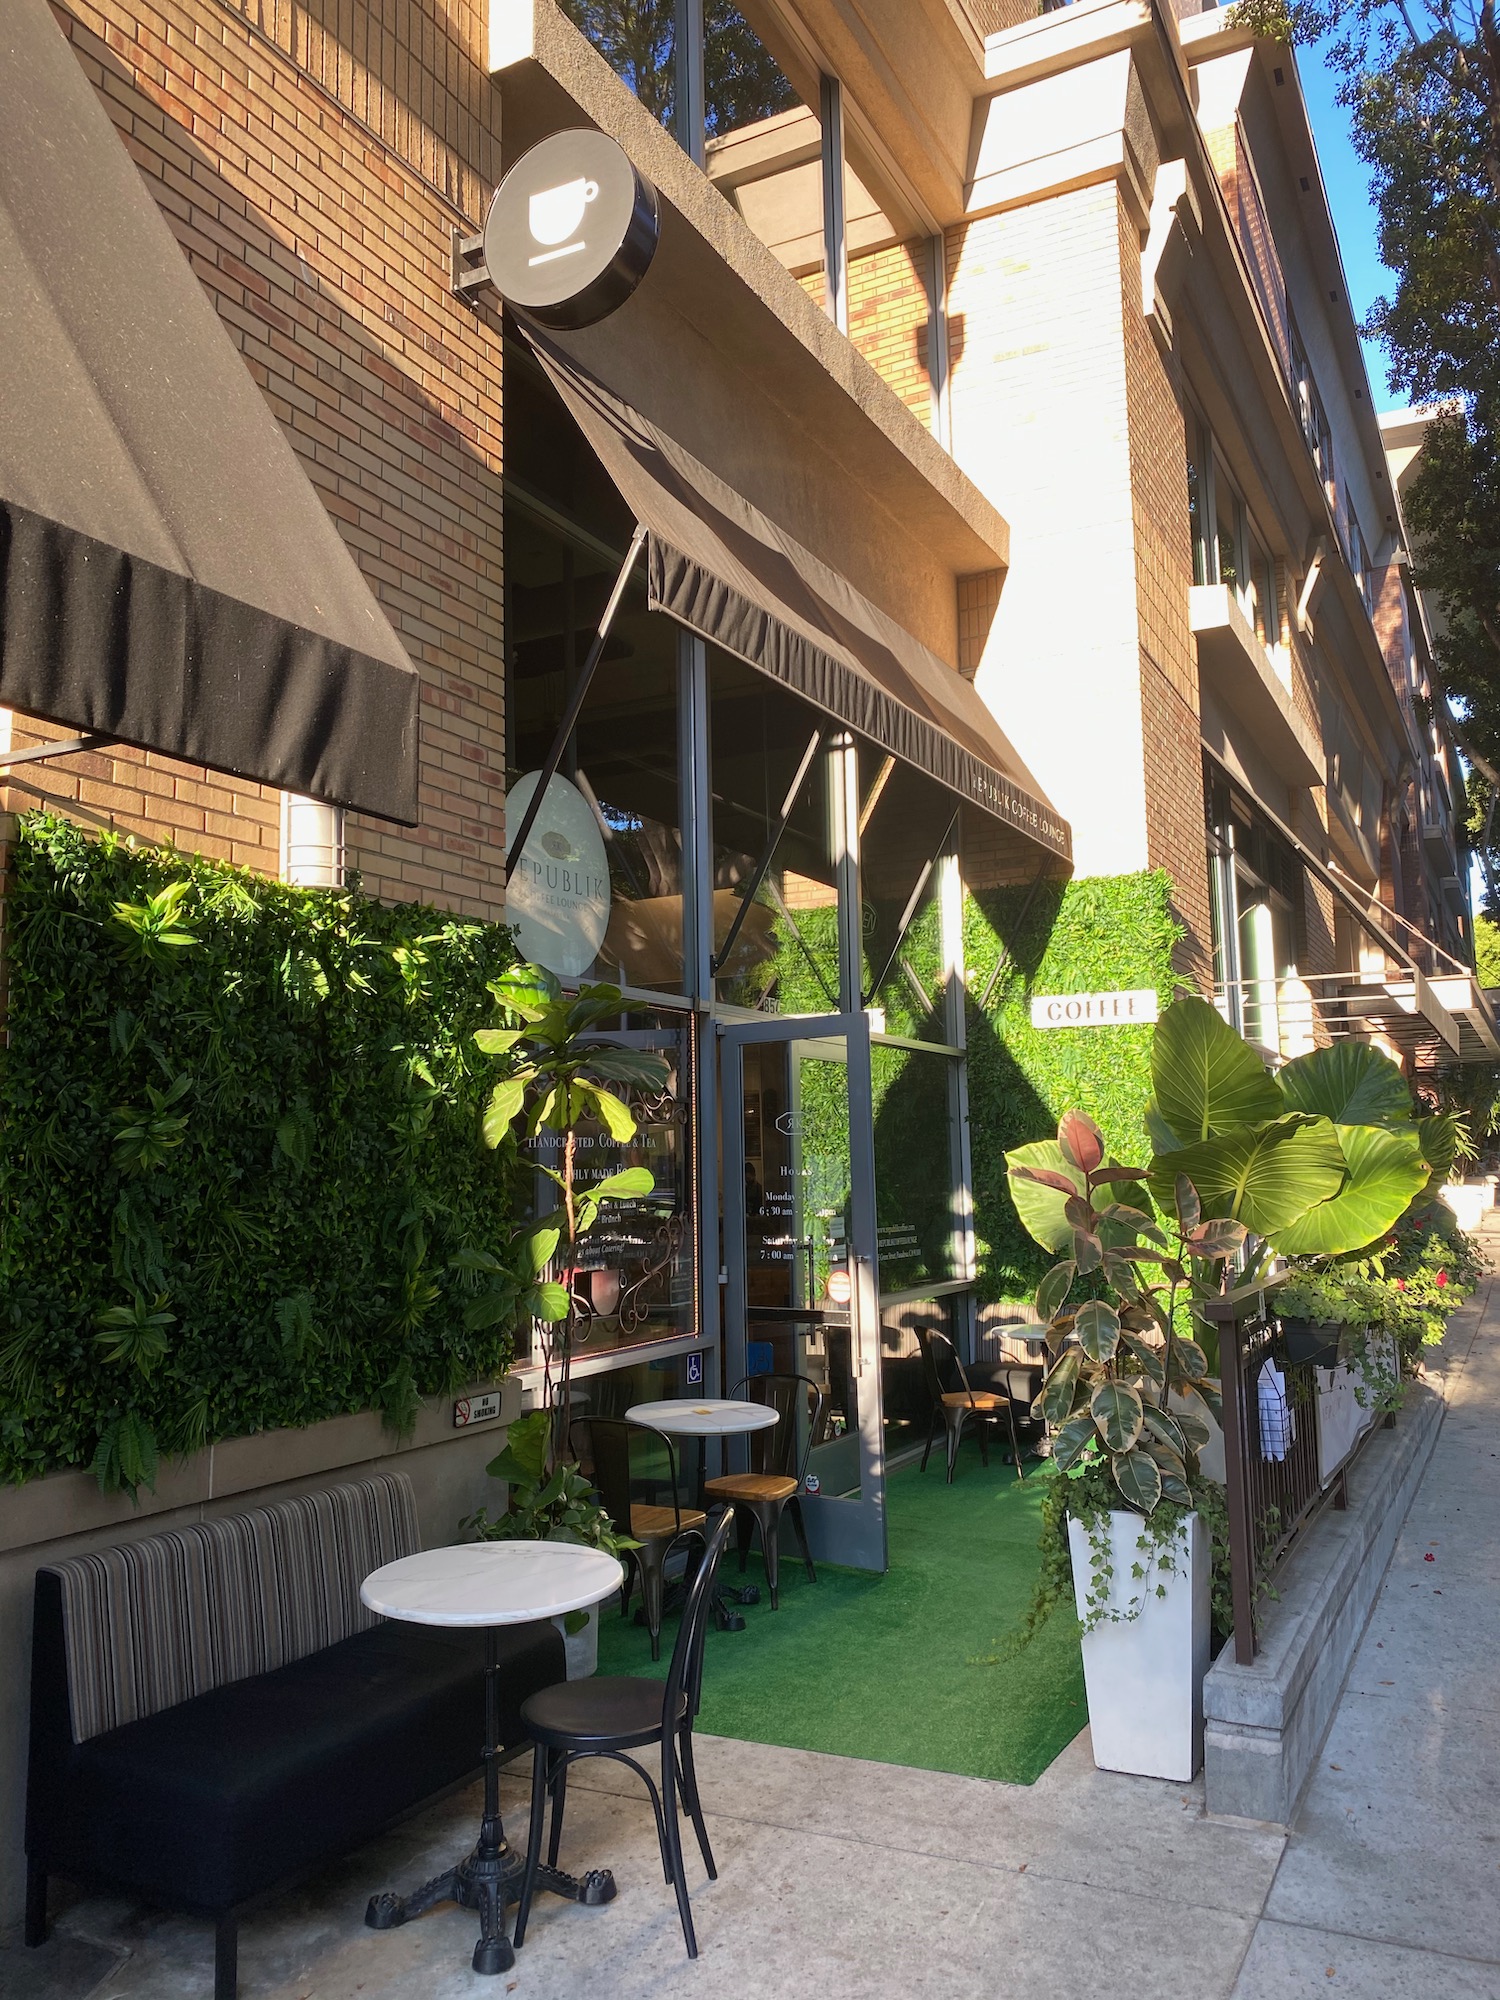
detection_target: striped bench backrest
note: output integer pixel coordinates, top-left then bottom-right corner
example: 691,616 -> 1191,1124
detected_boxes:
43,1471 -> 421,1743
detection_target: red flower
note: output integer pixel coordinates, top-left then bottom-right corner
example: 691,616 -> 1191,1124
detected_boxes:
1397,1279 -> 1407,1291
1437,1270 -> 1449,1287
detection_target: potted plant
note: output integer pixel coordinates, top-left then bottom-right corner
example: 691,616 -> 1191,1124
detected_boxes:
466,1407 -> 639,1676
460,965 -> 671,1671
1000,1001 -> 1438,1775
1275,1268 -> 1368,1368
467,964 -> 672,1464
1007,1111 -> 1241,1782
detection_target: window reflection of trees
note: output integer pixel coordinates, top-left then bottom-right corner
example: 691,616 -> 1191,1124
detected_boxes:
556,0 -> 797,138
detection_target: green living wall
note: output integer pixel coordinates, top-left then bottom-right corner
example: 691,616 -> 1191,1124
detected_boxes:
0,815 -> 524,1491
728,871 -> 1181,1306
965,870 -> 1183,1301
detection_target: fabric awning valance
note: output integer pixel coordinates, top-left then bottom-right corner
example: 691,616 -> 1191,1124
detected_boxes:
523,329 -> 1070,862
0,0 -> 420,823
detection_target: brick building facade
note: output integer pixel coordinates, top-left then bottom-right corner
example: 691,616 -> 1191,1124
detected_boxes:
6,0 -> 508,915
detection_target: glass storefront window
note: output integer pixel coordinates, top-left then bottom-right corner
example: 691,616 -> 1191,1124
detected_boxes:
879,1295 -> 959,1458
517,1005 -> 695,1366
708,651 -> 843,1013
871,1040 -> 961,1292
507,500 -> 687,995
858,749 -> 957,1042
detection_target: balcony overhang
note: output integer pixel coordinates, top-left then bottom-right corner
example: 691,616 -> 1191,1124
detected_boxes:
487,0 -> 1010,660
1220,968 -> 1500,1065
1355,971 -> 1500,1063
1191,584 -> 1322,790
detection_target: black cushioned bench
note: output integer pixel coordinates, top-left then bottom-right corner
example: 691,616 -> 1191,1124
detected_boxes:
25,1471 -> 562,1999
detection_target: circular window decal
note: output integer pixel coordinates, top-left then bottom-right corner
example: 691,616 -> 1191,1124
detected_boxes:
505,771 -> 611,978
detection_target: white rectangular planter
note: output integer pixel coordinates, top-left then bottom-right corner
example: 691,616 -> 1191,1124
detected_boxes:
1068,1509 -> 1210,1782
554,1598 -> 600,1678
1316,1329 -> 1398,1484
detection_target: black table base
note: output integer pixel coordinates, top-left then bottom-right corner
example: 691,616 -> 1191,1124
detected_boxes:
365,1627 -> 615,1974
365,1841 -> 614,1975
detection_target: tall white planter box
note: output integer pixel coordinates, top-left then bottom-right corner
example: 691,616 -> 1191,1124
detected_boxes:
1068,1510 -> 1210,1781
553,1598 -> 601,1678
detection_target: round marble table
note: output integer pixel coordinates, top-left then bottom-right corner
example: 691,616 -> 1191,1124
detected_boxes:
626,1399 -> 781,1629
361,1541 -> 623,1976
624,1397 -> 779,1440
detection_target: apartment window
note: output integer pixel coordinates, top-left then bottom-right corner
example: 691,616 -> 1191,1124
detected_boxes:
1215,472 -> 1246,593
559,0 -> 679,126
561,3 -> 948,431
1187,438 -> 1209,586
1357,523 -> 1376,618
1247,524 -> 1280,648
559,3 -> 802,156
1289,319 -> 1318,456
704,4 -> 798,138
1205,763 -> 1308,1052
1188,409 -> 1279,645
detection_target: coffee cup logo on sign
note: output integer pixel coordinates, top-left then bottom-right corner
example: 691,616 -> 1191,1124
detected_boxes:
527,178 -> 601,265
483,130 -> 660,330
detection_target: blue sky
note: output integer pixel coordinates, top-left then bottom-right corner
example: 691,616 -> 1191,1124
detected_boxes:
1296,40 -> 1401,405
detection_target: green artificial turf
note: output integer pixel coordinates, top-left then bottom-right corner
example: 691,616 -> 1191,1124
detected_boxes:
594,1454 -> 1087,1785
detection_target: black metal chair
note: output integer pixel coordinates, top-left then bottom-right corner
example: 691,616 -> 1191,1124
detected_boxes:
514,1508 -> 735,1961
702,1373 -> 825,1609
915,1326 -> 1027,1484
571,1416 -> 705,1661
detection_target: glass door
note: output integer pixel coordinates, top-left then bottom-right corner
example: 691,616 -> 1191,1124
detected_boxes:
719,1012 -> 886,1571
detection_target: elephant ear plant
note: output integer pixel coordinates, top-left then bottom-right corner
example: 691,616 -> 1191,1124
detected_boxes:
1008,1111 -> 1243,1629
1140,997 -> 1432,1268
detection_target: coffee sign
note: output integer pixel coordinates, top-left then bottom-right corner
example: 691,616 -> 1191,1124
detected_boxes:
483,129 -> 660,328
1029,988 -> 1160,1029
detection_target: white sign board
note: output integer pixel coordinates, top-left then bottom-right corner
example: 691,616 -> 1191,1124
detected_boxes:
1030,988 -> 1160,1030
505,769 -> 611,978
453,1390 -> 503,1429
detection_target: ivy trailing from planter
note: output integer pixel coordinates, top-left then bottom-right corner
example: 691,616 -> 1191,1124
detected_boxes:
0,813 -> 528,1492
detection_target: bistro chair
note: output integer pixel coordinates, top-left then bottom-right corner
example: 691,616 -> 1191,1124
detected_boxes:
968,1355 -> 1047,1456
915,1326 -> 1027,1484
514,1508 -> 735,1960
702,1373 -> 826,1609
571,1417 -> 706,1661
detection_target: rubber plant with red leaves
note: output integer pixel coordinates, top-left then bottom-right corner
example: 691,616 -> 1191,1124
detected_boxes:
1009,1109 -> 1241,1518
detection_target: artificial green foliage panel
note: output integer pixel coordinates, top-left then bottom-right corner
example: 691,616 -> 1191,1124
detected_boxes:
964,871 -> 1183,1301
0,815 -> 525,1489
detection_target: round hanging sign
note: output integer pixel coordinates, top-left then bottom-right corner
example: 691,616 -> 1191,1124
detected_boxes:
483,128 -> 660,329
505,770 -> 611,978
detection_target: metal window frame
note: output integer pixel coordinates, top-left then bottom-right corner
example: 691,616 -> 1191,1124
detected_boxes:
819,72 -> 848,335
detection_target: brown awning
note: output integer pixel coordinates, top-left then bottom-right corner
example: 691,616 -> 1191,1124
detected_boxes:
0,0 -> 420,823
523,329 -> 1070,862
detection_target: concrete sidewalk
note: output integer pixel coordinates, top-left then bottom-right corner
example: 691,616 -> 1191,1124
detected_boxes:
6,1279 -> 1498,1999
1229,1266 -> 1500,1998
